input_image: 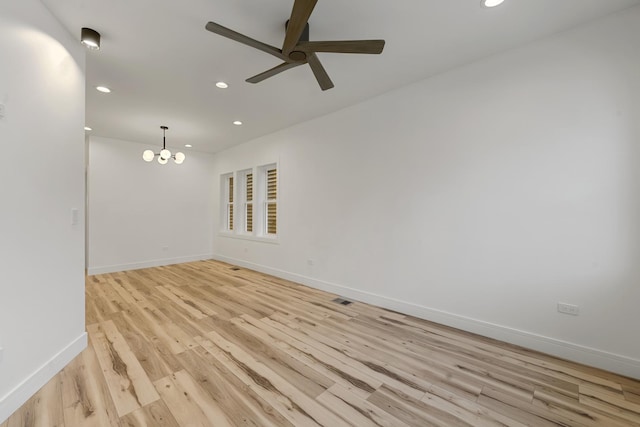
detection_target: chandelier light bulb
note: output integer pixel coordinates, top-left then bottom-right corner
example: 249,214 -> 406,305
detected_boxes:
160,149 -> 171,160
158,156 -> 168,165
174,152 -> 185,164
142,150 -> 155,162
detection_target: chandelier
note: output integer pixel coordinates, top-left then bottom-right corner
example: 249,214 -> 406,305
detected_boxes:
142,126 -> 185,165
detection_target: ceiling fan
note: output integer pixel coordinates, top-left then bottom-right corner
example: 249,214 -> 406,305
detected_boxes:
205,0 -> 385,91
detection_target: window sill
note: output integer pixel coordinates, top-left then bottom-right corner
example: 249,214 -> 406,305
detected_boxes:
218,232 -> 279,245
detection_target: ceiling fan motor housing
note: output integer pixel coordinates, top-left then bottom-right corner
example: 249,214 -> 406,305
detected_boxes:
286,20 -> 309,61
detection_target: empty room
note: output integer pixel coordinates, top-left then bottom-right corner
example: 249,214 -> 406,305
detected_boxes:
1,0 -> 640,425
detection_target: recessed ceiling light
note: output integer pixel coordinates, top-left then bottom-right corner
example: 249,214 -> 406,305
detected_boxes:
84,126 -> 92,131
96,86 -> 111,93
216,82 -> 228,89
80,27 -> 100,50
233,120 -> 243,126
481,0 -> 505,7
185,144 -> 192,148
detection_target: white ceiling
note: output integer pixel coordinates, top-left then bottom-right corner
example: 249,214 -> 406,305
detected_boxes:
42,0 -> 639,153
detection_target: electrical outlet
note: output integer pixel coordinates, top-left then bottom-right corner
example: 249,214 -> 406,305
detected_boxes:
0,346 -> 4,364
162,246 -> 169,251
558,302 -> 580,316
307,259 -> 314,266
0,103 -> 5,119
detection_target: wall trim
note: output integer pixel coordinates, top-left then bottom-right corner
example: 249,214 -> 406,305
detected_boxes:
0,332 -> 87,423
87,253 -> 214,275
213,254 -> 640,380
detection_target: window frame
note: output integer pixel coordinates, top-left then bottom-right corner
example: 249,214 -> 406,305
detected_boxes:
218,163 -> 279,243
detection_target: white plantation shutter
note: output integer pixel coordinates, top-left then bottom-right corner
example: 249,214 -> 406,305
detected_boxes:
245,172 -> 253,233
265,168 -> 277,235
227,175 -> 234,231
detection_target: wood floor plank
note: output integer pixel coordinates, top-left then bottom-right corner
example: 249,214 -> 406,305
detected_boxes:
477,393 -> 562,427
480,385 -> 575,426
578,394 -> 640,425
132,300 -> 197,354
182,285 -> 238,321
421,385 -> 517,427
151,375 -> 208,426
428,384 -> 527,427
318,384 -> 412,427
270,312 -> 433,398
152,299 -> 216,339
34,365 -> 65,427
114,273 -> 149,302
154,370 -> 234,427
197,331 -> 350,426
240,283 -> 352,321
223,284 -> 329,323
98,278 -> 128,313
163,284 -> 219,317
87,320 -> 160,416
84,288 -> 102,326
119,400 -> 179,426
239,314 -> 383,398
580,382 -> 640,416
378,313 -> 624,392
5,372 -> 65,427
312,315 -> 487,401
86,284 -> 119,323
356,314 -> 570,402
60,340 -> 121,427
178,347 -> 295,427
231,315 -> 356,396
265,314 -> 428,399
190,283 -> 268,320
107,277 -> 138,305
367,384 -> 465,426
207,315 -> 333,399
315,389 -> 384,427
155,285 -> 208,320
625,388 -> 640,405
3,260 -> 640,426
533,386 -> 631,427
109,311 -> 178,382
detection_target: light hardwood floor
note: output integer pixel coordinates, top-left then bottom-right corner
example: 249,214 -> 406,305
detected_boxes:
2,260 -> 640,426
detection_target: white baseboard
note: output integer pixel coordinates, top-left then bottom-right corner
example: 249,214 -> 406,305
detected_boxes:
213,254 -> 640,380
0,332 -> 87,423
87,253 -> 214,275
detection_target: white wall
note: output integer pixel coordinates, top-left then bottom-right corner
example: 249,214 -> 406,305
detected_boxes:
212,7 -> 640,378
0,0 -> 87,422
87,136 -> 215,274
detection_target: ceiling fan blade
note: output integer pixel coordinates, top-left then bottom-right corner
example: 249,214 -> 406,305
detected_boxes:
282,0 -> 317,55
205,22 -> 289,61
307,52 -> 334,91
246,62 -> 304,83
297,40 -> 385,55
